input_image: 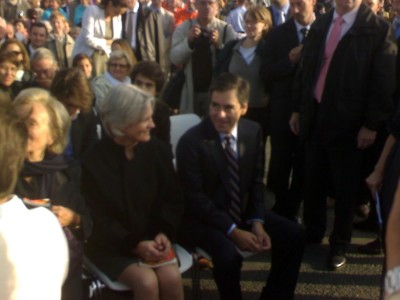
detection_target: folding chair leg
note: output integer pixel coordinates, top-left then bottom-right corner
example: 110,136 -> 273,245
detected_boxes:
88,278 -> 104,300
191,252 -> 201,300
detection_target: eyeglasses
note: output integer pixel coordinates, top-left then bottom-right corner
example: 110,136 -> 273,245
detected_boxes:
33,68 -> 55,77
109,63 -> 129,69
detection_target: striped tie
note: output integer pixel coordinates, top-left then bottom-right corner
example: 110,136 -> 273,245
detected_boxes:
224,135 -> 241,224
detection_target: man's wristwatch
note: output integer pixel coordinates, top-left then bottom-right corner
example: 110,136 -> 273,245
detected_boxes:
385,266 -> 400,296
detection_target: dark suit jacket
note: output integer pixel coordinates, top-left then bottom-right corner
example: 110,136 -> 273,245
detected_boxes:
176,117 -> 265,234
151,100 -> 171,146
293,3 -> 396,144
262,18 -> 300,136
25,43 -> 33,57
71,110 -> 99,160
121,3 -> 144,61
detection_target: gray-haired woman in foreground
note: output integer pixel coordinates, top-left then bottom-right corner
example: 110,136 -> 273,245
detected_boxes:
81,85 -> 184,300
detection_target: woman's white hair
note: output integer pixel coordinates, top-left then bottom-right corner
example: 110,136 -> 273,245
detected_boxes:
101,84 -> 155,137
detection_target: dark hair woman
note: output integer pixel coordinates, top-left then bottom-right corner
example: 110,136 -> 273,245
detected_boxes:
0,51 -> 26,100
50,67 -> 99,160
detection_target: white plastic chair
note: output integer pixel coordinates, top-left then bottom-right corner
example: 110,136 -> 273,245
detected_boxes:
170,113 -> 201,161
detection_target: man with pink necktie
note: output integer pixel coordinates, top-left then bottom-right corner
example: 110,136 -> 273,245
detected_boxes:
289,0 -> 397,270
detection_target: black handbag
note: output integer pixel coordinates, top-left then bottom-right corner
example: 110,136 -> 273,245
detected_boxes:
161,68 -> 185,110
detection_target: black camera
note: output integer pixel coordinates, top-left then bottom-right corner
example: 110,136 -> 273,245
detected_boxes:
199,28 -> 211,39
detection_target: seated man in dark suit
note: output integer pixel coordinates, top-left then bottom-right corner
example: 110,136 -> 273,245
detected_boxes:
176,73 -> 305,300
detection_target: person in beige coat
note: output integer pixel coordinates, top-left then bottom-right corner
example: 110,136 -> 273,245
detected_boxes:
170,0 -> 236,116
46,11 -> 75,68
137,0 -> 174,75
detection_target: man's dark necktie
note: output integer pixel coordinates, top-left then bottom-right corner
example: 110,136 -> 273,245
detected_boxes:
300,27 -> 309,44
153,13 -> 160,64
126,11 -> 134,45
223,135 -> 241,224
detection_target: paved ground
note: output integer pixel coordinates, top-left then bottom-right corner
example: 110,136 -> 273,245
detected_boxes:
180,200 -> 383,300
181,235 -> 383,300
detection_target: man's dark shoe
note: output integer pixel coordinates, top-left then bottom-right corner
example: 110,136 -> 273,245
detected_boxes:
357,238 -> 382,255
327,250 -> 346,271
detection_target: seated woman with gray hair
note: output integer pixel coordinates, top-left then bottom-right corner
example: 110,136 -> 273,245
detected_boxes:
91,50 -> 133,112
81,85 -> 184,300
13,88 -> 92,300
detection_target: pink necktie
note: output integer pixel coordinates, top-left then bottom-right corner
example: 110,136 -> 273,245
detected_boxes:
314,16 -> 344,103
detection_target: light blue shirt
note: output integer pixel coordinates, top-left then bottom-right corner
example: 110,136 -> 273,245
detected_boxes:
270,3 -> 290,26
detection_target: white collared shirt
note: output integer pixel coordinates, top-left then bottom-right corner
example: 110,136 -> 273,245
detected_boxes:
294,18 -> 314,43
219,125 -> 238,155
327,4 -> 360,42
126,1 -> 140,49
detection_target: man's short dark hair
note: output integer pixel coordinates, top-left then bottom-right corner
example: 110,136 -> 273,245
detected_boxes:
29,22 -> 48,35
131,61 -> 166,95
0,101 -> 28,199
209,73 -> 250,106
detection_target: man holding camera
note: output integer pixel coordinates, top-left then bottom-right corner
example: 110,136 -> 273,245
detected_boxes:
170,0 -> 236,116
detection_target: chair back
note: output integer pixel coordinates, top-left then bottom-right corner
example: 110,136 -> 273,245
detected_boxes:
170,114 -> 201,159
